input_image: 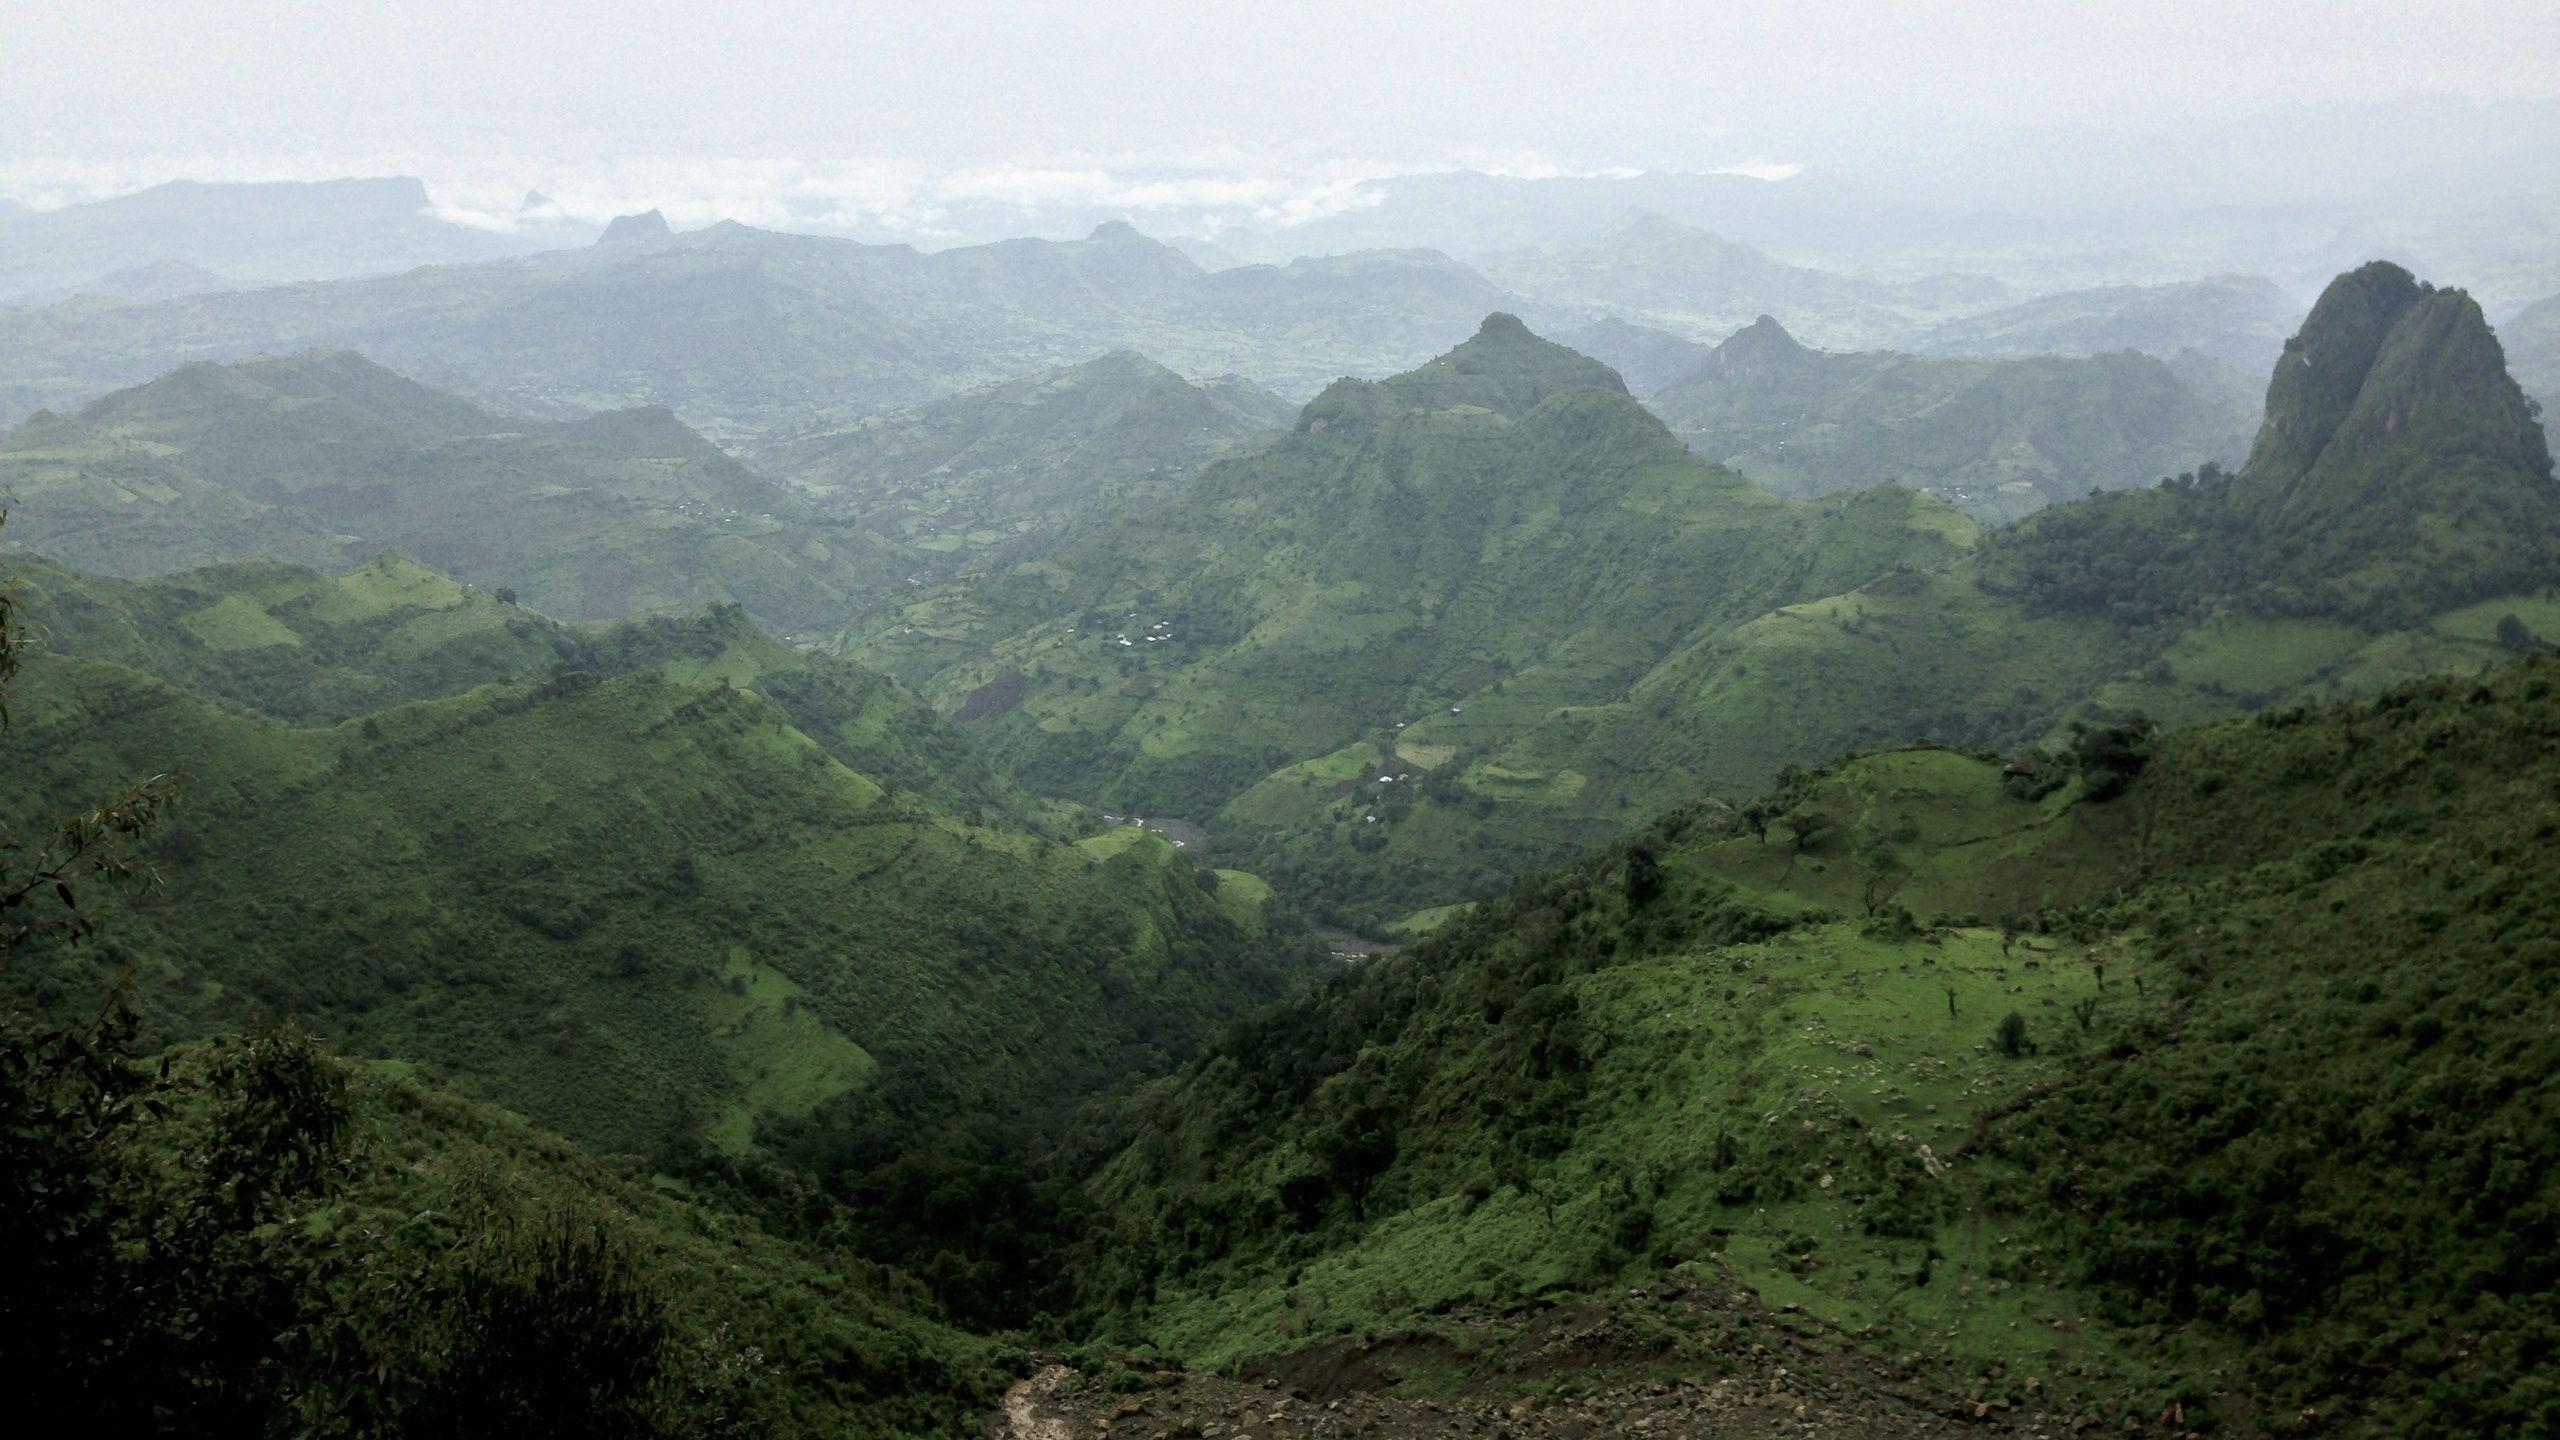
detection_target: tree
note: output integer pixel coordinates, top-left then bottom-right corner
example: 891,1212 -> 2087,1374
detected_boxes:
1993,1011 -> 2033,1058
2496,613 -> 2536,653
495,586 -> 520,606
2067,716 -> 2157,802
1623,845 -> 1664,909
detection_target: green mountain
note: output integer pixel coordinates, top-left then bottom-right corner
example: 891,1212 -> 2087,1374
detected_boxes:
1074,653 -> 2560,1438
0,221 -> 1520,446
850,314 -> 1977,922
1419,262 -> 2559,893
761,351 -> 1294,574
0,553 -> 1308,1173
885,265 -> 2551,933
1480,215 -> 2008,349
1640,315 -> 2256,524
0,351 -> 908,632
1906,273 -> 2300,373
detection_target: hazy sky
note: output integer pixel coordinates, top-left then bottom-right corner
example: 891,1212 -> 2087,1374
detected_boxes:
6,0 -> 2557,220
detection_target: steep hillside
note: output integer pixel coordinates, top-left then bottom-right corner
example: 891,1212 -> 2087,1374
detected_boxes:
0,221 -> 1520,443
4,551 -> 1031,821
1906,274 -> 2300,374
2234,261 -> 2556,613
1645,316 -> 2254,523
848,316 -> 1974,918
0,542 -> 1317,1186
1075,655 -> 2560,1437
762,351 -> 1292,573
1481,216 -> 2006,350
0,351 -> 909,630
0,647 -> 1304,1170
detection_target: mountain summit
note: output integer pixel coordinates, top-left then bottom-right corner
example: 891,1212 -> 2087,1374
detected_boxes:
597,209 -> 673,245
1371,312 -> 1628,416
2233,261 -> 2557,606
2247,261 -> 2552,504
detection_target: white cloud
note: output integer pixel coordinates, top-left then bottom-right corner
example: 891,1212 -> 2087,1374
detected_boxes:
1711,160 -> 1806,182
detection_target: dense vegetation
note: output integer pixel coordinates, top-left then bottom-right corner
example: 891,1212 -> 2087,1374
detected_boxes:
1072,655 -> 2560,1437
0,538 -> 1320,1347
0,528 -> 1009,1436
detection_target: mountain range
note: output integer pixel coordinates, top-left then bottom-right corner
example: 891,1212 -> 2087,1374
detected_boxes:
1581,313 -> 2256,523
0,177 -> 586,304
855,263 -> 2556,931
1480,215 -> 2009,350
0,220 -> 1519,445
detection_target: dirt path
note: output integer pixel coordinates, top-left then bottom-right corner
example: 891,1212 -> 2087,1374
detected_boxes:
992,1365 -> 1080,1440
986,1276 -> 2125,1439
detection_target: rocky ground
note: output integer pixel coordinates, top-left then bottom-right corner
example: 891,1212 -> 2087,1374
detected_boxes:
988,1275 -> 2201,1439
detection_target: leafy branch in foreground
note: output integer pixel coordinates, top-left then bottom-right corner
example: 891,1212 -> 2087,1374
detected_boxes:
0,773 -> 185,952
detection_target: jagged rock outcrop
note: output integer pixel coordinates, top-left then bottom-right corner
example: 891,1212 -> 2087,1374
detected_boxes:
2247,261 -> 2552,511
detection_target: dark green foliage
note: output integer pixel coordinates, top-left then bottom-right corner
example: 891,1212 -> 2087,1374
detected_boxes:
1991,1010 -> 2031,1058
2496,612 -> 2536,651
1076,654 -> 2560,1436
2065,715 -> 2156,801
0,1006 -> 995,1437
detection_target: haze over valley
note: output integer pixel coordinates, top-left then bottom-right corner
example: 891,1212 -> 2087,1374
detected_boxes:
5,5 -> 2559,1437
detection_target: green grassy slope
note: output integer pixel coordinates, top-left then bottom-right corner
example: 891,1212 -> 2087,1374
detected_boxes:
0,350 -> 909,632
1645,316 -> 2256,525
0,640 -> 1305,1165
7,550 -> 1034,822
760,350 -> 1292,575
1076,654 -> 2560,1437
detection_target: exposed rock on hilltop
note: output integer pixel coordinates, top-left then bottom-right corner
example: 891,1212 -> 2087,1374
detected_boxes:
596,208 -> 673,244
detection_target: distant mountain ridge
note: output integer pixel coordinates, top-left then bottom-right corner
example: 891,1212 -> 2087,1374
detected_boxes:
762,350 -> 1294,575
1480,214 -> 2008,350
0,219 -> 1527,444
1634,314 -> 2257,523
853,312 -> 1978,920
0,177 -> 588,304
0,351 -> 908,629
1905,273 -> 2300,374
